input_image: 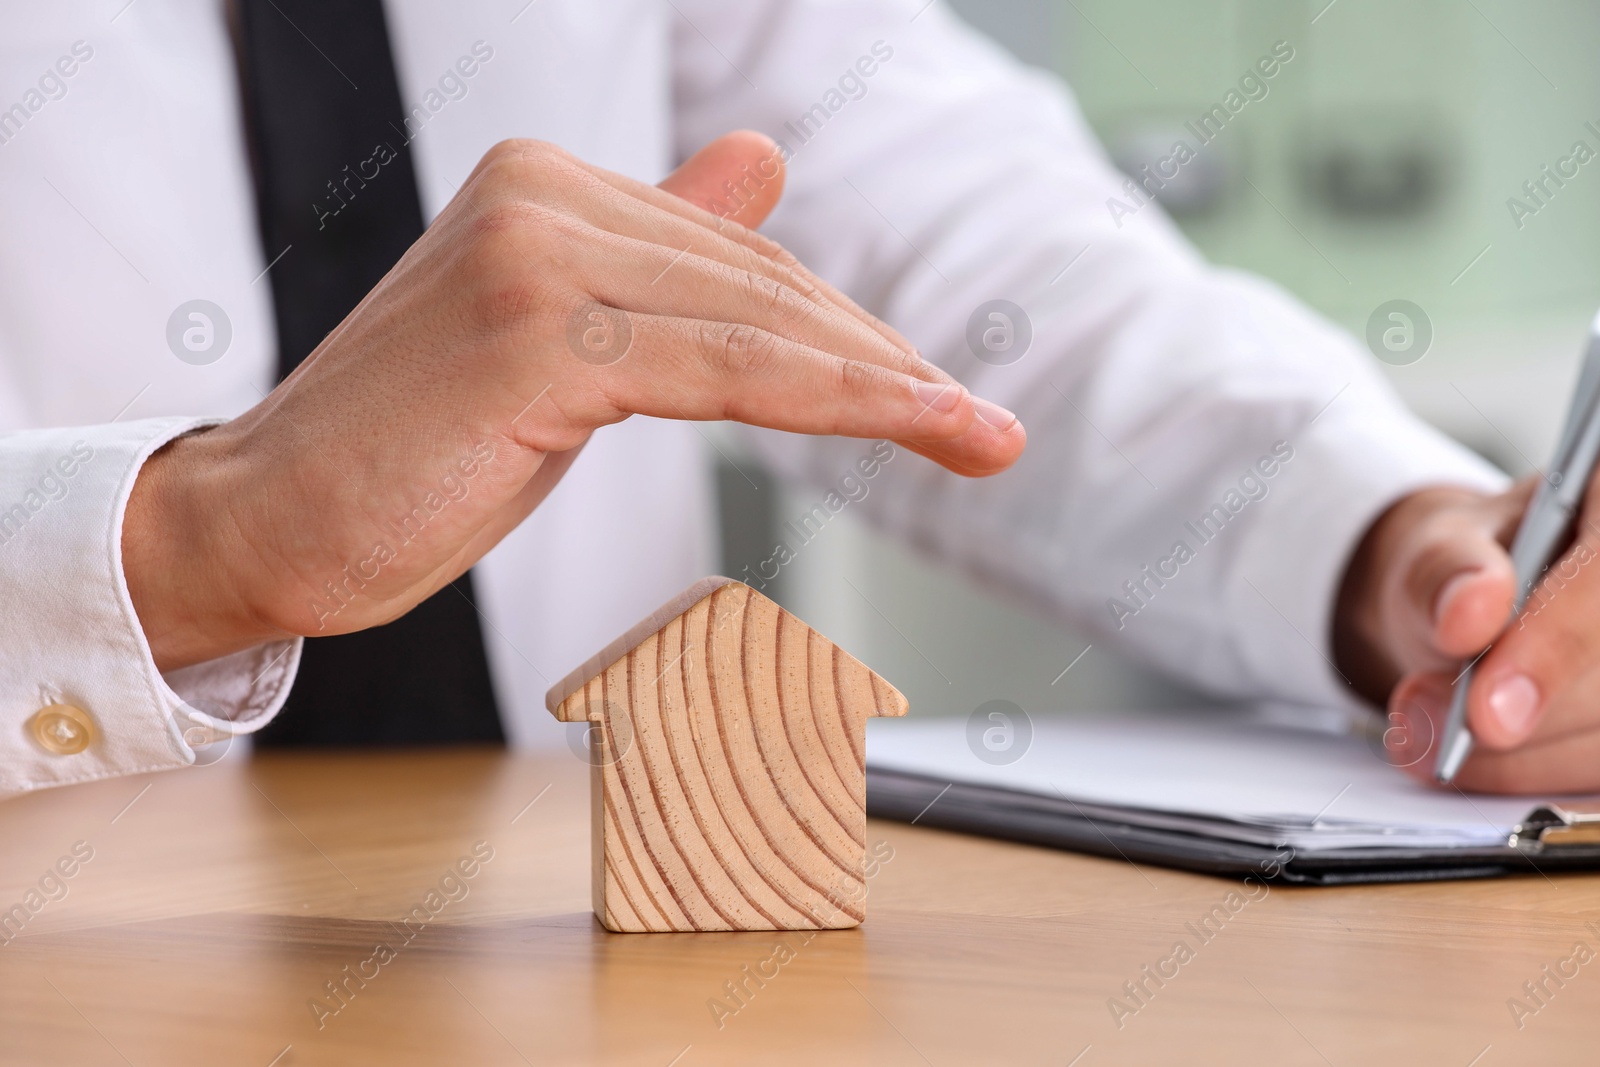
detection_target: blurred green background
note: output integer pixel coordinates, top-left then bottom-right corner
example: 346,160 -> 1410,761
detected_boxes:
971,0 -> 1600,329
720,0 -> 1600,720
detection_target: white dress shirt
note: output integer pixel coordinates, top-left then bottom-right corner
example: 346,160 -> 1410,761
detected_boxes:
0,0 -> 1503,797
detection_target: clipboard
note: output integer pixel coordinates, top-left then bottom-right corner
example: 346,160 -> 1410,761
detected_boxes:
863,709 -> 1600,885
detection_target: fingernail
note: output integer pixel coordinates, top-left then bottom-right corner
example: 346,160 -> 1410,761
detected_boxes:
1434,570 -> 1482,624
912,379 -> 963,413
1487,673 -> 1542,738
973,396 -> 1019,431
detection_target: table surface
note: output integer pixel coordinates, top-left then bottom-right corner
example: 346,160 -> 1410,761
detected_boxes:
1,749 -> 1595,1066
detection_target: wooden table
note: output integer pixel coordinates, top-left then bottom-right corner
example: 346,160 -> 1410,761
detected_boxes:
1,749 -> 1595,1065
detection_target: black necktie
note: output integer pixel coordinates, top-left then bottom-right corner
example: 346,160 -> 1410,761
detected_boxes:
233,0 -> 504,746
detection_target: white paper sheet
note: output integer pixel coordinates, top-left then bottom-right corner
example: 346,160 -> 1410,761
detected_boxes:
865,708 -> 1594,852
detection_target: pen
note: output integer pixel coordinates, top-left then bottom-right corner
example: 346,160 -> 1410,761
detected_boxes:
1435,308 -> 1600,783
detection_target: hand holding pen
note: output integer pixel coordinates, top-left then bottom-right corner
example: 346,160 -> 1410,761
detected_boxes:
1433,311 -> 1600,783
1331,308 -> 1600,793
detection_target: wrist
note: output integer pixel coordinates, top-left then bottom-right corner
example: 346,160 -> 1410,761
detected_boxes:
122,427 -> 283,672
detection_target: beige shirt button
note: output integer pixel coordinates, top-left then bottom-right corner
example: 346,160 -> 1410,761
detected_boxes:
30,704 -> 95,755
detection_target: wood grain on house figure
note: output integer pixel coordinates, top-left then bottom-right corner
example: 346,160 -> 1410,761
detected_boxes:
550,580 -> 908,932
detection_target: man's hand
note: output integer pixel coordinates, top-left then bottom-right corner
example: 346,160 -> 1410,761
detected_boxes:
123,132 -> 1025,672
1334,475 -> 1600,793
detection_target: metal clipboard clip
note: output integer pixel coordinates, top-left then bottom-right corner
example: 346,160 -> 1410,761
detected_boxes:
1510,804 -> 1600,852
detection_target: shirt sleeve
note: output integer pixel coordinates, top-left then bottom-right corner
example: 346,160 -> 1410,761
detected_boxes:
0,416 -> 299,797
672,0 -> 1508,709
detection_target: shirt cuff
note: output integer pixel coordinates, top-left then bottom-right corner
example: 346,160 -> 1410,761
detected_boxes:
1233,390 -> 1510,712
0,416 -> 300,797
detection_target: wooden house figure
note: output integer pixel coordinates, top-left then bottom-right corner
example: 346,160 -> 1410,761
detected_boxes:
546,577 -> 909,932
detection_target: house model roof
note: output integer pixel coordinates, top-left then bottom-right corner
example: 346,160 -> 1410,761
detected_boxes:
544,575 -> 736,716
